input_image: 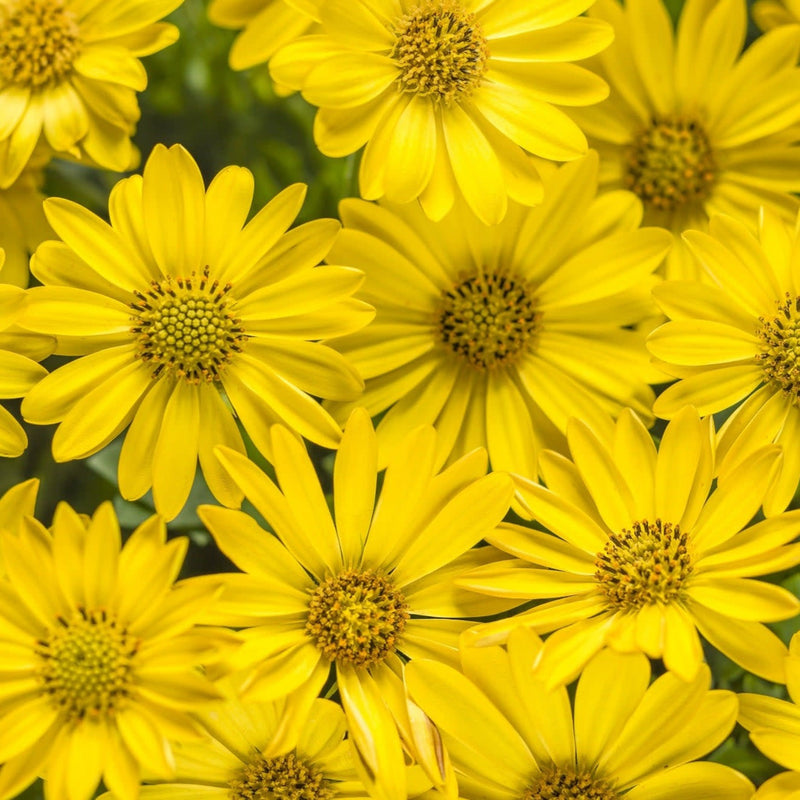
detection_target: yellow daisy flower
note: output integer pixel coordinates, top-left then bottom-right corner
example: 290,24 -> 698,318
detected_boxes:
751,772 -> 800,799
458,406 -> 800,686
268,0 -> 613,224
208,0 -> 317,93
104,694 -> 371,800
740,633 -> 800,785
0,501 -> 233,800
569,0 -> 800,279
752,0 -> 800,30
0,148 -> 52,287
0,0 -> 182,187
326,153 -> 671,476
197,408 -> 516,800
648,209 -> 800,515
0,280 -> 48,456
18,143 -> 370,520
406,628 -> 754,800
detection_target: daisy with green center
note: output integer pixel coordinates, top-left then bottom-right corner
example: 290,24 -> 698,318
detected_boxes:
569,0 -> 800,280
0,500 -> 236,800
17,143 -> 371,520
0,0 -> 182,186
196,408 -> 516,800
102,693 -> 373,800
647,208 -> 800,515
458,406 -> 800,687
0,277 -> 49,456
208,0 -> 317,94
325,153 -> 671,476
267,0 -> 613,224
739,632 -> 800,797
406,627 -> 754,800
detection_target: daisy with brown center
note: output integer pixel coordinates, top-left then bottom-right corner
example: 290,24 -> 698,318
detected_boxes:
647,208 -> 800,515
569,0 -> 800,279
101,694 -> 372,800
325,153 -> 671,475
17,143 -> 371,520
458,406 -> 800,687
406,627 -> 754,800
268,0 -> 613,223
0,0 -> 182,186
196,408 -> 516,800
0,501 -> 235,800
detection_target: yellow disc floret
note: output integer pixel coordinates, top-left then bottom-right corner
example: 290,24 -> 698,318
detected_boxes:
624,116 -> 716,212
229,752 -> 334,800
757,293 -> 800,403
130,266 -> 247,383
438,272 -> 540,370
595,520 -> 693,610
0,0 -> 81,88
305,569 -> 409,667
392,0 -> 489,105
36,607 -> 138,720
522,768 -> 620,800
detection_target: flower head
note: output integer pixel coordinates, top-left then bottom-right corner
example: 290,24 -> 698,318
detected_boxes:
197,408 -> 516,800
104,693 -> 370,800
406,628 -> 754,800
326,153 -> 671,476
570,0 -> 800,279
459,407 -> 800,686
269,0 -> 613,223
0,0 -> 182,186
0,501 -> 231,800
18,143 -> 371,520
648,208 -> 800,515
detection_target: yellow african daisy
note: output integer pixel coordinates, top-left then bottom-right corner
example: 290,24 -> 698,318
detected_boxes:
739,632 -> 800,800
406,627 -> 754,800
0,0 -> 182,187
0,500 -> 233,800
268,0 -> 613,224
752,0 -> 800,29
208,0 -> 317,93
18,143 -> 370,520
103,694 -> 372,800
0,148 -> 52,287
569,0 -> 800,280
648,208 -> 800,515
197,408 -> 516,800
326,153 -> 671,476
458,406 -> 800,686
0,279 -> 48,456
751,772 -> 800,799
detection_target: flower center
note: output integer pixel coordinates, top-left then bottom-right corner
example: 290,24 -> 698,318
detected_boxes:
595,519 -> 693,610
392,0 -> 489,105
305,569 -> 409,667
756,293 -> 800,402
130,267 -> 247,384
438,272 -> 540,370
229,752 -> 334,800
624,116 -> 716,212
522,768 -> 620,800
0,0 -> 81,88
36,608 -> 138,721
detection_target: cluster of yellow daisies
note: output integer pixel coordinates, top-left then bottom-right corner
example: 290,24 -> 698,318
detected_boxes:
5,0 -> 800,798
